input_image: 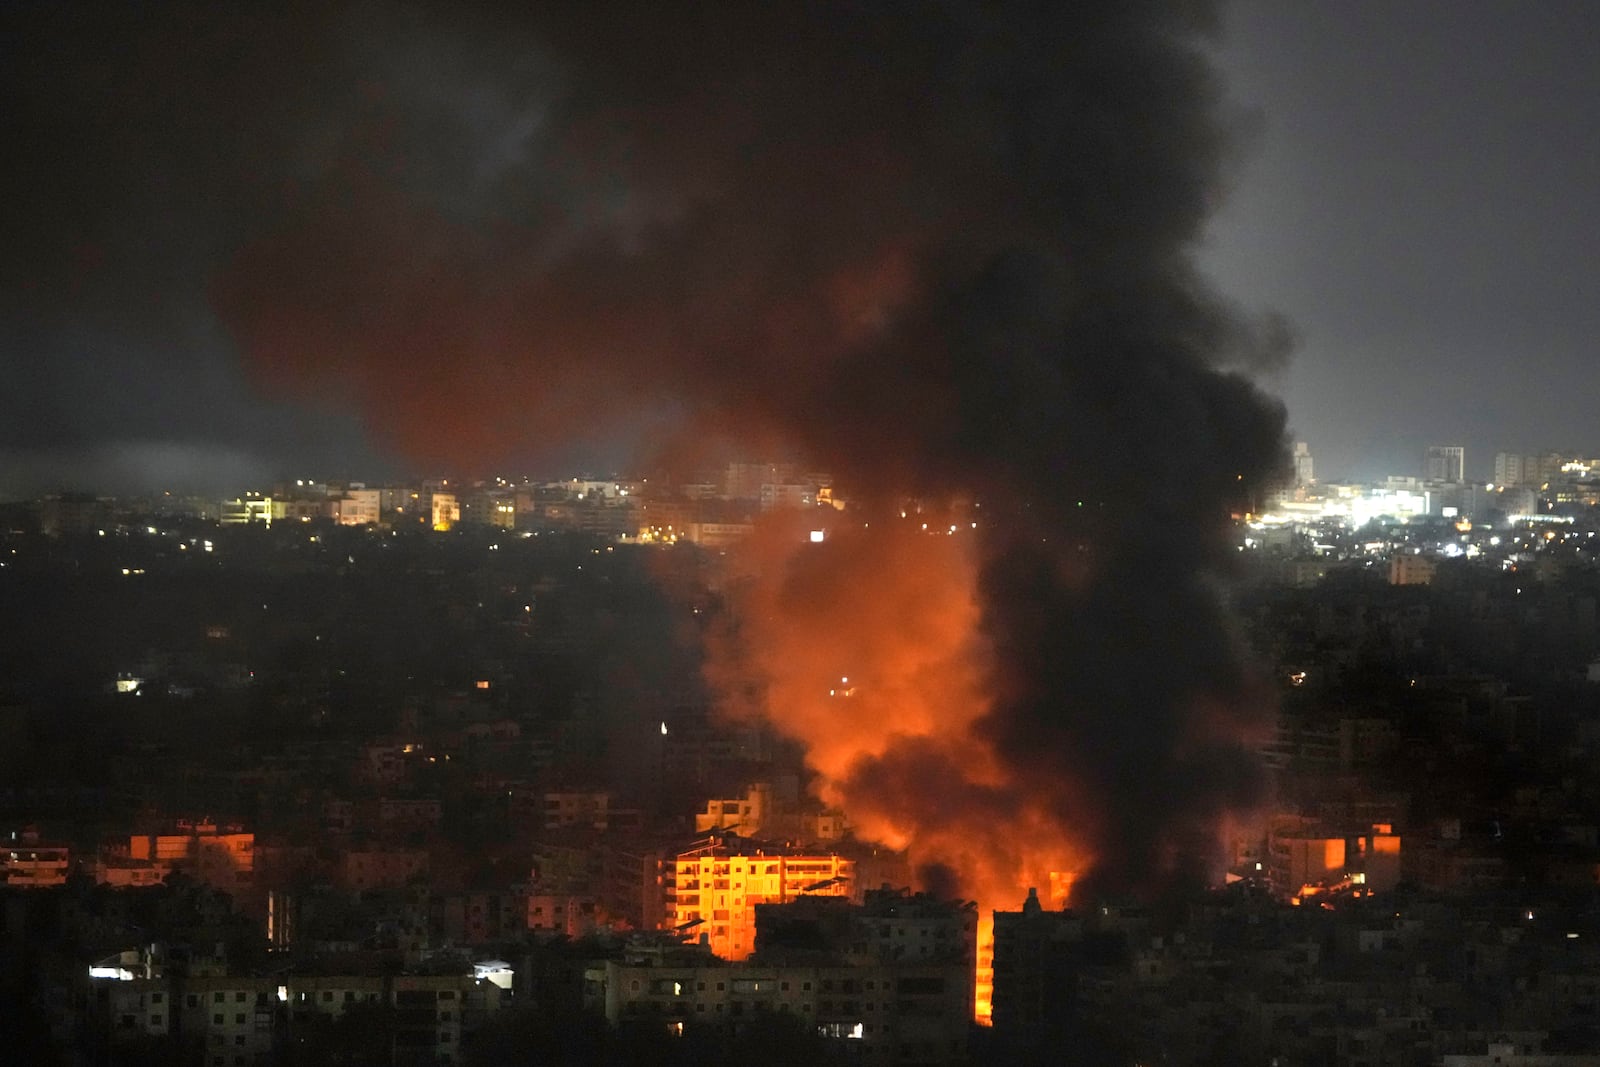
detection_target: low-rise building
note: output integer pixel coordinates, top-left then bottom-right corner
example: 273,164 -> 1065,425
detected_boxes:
590,889 -> 975,1065
336,847 -> 430,892
124,820 -> 254,893
1,837 -> 71,887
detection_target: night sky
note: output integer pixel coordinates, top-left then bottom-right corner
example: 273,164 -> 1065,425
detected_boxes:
1207,0 -> 1600,482
2,1 -> 1597,498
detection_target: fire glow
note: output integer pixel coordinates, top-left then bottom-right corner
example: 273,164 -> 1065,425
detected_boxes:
710,513 -> 1091,1020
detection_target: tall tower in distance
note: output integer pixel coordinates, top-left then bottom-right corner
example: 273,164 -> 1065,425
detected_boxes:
1292,442 -> 1314,487
1493,451 -> 1526,487
1423,445 -> 1465,483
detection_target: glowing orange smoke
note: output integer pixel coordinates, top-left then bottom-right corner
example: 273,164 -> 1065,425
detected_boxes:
708,510 -> 991,793
708,509 -> 1088,1020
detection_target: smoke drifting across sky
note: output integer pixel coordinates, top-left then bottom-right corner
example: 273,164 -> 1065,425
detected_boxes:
7,1 -> 1288,896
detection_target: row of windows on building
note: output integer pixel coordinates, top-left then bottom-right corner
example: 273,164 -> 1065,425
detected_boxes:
628,976 -> 942,995
152,988 -> 458,1003
625,999 -> 882,1017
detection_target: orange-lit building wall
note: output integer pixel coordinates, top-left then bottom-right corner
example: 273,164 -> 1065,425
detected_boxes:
126,825 -> 254,891
671,852 -> 853,960
1269,817 -> 1347,896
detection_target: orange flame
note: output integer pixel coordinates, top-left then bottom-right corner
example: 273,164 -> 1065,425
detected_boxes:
709,511 -> 1088,1019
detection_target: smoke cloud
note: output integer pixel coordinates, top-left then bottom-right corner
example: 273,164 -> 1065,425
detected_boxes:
208,2 -> 1289,899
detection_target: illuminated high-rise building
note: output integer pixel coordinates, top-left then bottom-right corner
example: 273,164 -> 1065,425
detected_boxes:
1491,449 -> 1573,488
1292,441 -> 1314,487
1493,451 -> 1526,487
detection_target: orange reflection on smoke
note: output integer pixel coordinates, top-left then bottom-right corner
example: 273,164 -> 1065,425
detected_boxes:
709,512 -> 991,787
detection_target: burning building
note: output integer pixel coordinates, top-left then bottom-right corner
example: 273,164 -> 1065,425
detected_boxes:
669,834 -> 855,962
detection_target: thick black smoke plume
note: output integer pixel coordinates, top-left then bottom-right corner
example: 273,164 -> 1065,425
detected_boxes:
7,0 -> 1289,894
